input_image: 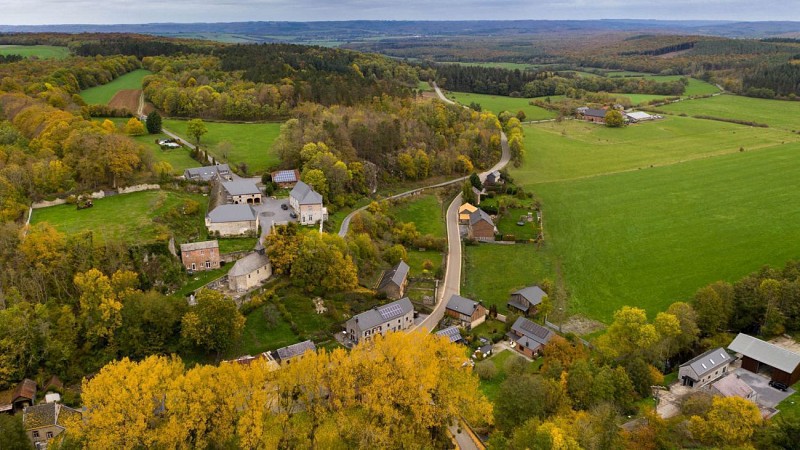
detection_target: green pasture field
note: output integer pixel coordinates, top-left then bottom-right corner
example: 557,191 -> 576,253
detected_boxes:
532,141 -> 800,322
392,193 -> 446,237
418,81 -> 432,91
627,75 -> 720,97
659,94 -> 800,131
448,92 -> 556,120
514,116 -> 799,184
461,243 -> 553,313
80,69 -> 153,105
31,190 -> 206,244
605,70 -> 653,77
163,119 -> 282,174
404,248 -> 443,278
0,45 -> 70,59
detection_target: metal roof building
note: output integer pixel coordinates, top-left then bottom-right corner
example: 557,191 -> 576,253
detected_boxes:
728,333 -> 800,386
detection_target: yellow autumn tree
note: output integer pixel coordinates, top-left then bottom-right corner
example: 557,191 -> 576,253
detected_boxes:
123,117 -> 146,136
74,269 -> 130,346
688,396 -> 763,446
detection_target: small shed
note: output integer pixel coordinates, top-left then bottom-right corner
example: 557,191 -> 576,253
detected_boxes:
507,285 -> 547,316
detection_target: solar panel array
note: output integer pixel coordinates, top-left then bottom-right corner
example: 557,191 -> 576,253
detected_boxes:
378,303 -> 404,320
520,319 -> 552,339
273,170 -> 297,183
436,327 -> 463,343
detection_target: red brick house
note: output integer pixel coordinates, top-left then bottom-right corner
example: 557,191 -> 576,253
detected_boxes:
581,108 -> 607,124
180,240 -> 221,272
468,209 -> 497,242
508,317 -> 554,358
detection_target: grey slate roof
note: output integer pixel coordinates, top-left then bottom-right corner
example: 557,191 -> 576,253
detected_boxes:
680,347 -> 731,378
275,340 -> 316,361
350,297 -> 414,332
511,317 -> 554,347
290,181 -> 323,205
229,252 -> 270,277
583,108 -> 607,118
469,209 -> 494,226
446,294 -> 481,316
180,240 -> 219,253
728,333 -> 800,374
207,204 -> 256,223
378,260 -> 410,290
184,164 -> 231,181
436,326 -> 464,343
23,402 -> 80,430
222,180 -> 261,196
513,286 -> 547,305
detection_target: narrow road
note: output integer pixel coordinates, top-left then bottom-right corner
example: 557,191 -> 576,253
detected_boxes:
412,83 -> 510,333
138,92 -> 197,151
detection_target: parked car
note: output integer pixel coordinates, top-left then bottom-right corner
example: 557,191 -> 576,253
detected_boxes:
290,212 -> 298,219
281,203 -> 288,210
769,380 -> 788,391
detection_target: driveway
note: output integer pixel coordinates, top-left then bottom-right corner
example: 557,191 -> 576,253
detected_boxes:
734,368 -> 795,408
252,197 -> 296,239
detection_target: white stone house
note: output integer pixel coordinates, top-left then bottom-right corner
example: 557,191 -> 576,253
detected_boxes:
206,204 -> 259,237
289,181 -> 327,225
222,180 -> 262,205
228,251 -> 272,292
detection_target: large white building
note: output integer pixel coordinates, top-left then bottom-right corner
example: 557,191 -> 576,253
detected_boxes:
289,181 -> 327,225
206,204 -> 259,237
344,298 -> 414,345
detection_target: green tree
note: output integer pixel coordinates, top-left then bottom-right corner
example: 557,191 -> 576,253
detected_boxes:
291,233 -> 358,293
495,373 -> 567,431
469,172 -> 483,190
692,281 -> 733,336
462,181 -> 477,205
145,111 -> 162,134
181,289 -> 245,358
186,119 -> 208,145
301,168 -> 329,201
605,110 -> 624,127
383,244 -> 407,266
0,414 -> 34,450
688,396 -> 763,447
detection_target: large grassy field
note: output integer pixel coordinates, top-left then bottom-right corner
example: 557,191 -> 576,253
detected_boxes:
0,45 -> 70,59
163,119 -> 282,174
462,243 -> 553,313
626,75 -> 720,97
31,190 -> 206,244
80,69 -> 152,105
531,141 -> 800,322
659,94 -> 800,131
392,193 -> 446,237
515,117 -> 799,184
448,92 -> 557,121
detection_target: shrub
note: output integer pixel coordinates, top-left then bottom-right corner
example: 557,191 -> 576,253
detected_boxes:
504,355 -> 529,375
475,360 -> 498,380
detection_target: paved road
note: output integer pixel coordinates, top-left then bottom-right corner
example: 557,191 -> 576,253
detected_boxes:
412,83 -> 510,333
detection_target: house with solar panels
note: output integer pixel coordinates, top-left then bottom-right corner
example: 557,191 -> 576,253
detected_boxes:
508,317 -> 555,358
678,347 -> 732,388
289,181 -> 327,225
436,326 -> 464,344
271,169 -> 301,188
344,297 -> 415,345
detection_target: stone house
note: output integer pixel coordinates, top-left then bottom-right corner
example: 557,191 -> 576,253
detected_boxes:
376,260 -> 410,300
508,317 -> 554,358
222,180 -> 262,205
184,163 -> 232,182
344,298 -> 414,345
228,250 -> 271,292
581,108 -> 607,123
678,347 -> 732,388
206,204 -> 259,237
23,402 -> 81,447
289,181 -> 327,225
274,340 -> 317,365
445,294 -> 487,330
0,379 -> 36,414
468,209 -> 496,242
179,240 -> 220,272
507,285 -> 548,316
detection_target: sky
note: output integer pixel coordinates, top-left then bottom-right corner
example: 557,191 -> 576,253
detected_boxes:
2,0 -> 800,25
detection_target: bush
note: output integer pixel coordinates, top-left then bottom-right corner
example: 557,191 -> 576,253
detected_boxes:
504,354 -> 529,375
475,360 -> 498,380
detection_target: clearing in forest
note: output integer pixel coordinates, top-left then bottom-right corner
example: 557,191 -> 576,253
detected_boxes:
0,45 -> 70,59
448,92 -> 557,121
80,69 -> 153,105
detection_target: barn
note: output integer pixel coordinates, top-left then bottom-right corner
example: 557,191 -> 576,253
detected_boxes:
728,333 -> 800,386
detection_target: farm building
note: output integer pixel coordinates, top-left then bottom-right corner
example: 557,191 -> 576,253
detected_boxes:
344,297 -> 415,345
709,374 -> 756,401
274,340 -> 317,365
507,285 -> 548,316
677,347 -> 732,388
728,333 -> 800,386
271,169 -> 300,188
222,180 -> 262,205
459,203 -> 478,224
206,204 -> 259,237
228,251 -> 271,292
184,163 -> 232,182
289,181 -> 327,225
376,260 -> 410,300
468,209 -> 497,242
625,111 -> 655,122
445,294 -> 487,330
23,402 -> 81,447
580,108 -> 607,123
0,379 -> 36,414
179,240 -> 220,272
508,317 -> 554,358
436,326 -> 464,344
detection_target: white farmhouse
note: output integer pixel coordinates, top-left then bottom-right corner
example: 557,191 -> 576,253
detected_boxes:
206,204 -> 259,237
289,181 -> 327,225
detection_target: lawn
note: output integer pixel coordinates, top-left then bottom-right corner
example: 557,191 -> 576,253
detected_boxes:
218,237 -> 258,254
448,92 -> 556,121
163,119 -> 282,174
174,266 -> 231,298
531,141 -> 800,322
461,243 -> 553,313
659,94 -> 800,131
405,248 -> 443,278
392,193 -> 446,237
628,75 -> 720,97
495,208 -> 539,240
514,117 -> 799,184
776,385 -> 800,420
0,45 -> 70,59
136,132 -> 199,173
478,349 -> 515,402
31,190 -> 206,245
234,305 -> 300,356
80,69 -> 153,105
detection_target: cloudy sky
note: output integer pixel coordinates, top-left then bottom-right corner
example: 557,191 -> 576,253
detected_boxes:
1,0 -> 800,25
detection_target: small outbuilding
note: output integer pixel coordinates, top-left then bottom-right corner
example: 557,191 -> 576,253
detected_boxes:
709,374 -> 756,401
507,285 -> 547,316
271,169 -> 300,188
0,379 -> 36,414
436,326 -> 464,344
376,260 -> 410,300
184,164 -> 232,182
459,203 -> 478,224
728,333 -> 800,386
